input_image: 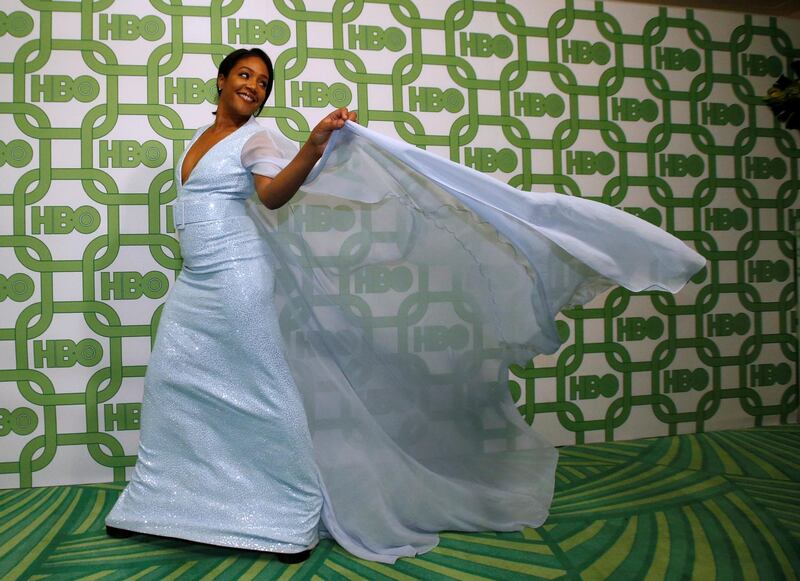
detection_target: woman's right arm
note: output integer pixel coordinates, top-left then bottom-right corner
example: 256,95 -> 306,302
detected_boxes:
254,107 -> 357,210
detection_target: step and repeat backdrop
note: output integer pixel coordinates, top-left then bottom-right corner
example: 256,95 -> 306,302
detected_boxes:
0,0 -> 798,487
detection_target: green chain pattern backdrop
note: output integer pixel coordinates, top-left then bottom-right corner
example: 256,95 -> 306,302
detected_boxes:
0,0 -> 798,488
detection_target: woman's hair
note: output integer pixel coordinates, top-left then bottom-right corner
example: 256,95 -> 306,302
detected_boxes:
214,48 -> 274,116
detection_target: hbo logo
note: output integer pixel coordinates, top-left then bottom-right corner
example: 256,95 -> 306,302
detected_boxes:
611,98 -> 659,122
291,82 -> 351,108
706,313 -> 750,337
98,14 -> 165,41
0,273 -> 34,302
349,25 -> 406,51
750,363 -> 792,387
31,205 -> 101,235
353,266 -> 412,294
0,408 -> 38,436
289,204 -> 355,232
748,260 -> 789,283
704,208 -> 748,231
99,140 -> 168,168
33,339 -> 103,368
514,92 -> 565,117
0,140 -> 33,167
659,154 -> 704,178
701,103 -> 744,127
562,40 -> 611,65
164,78 -> 219,104
664,368 -> 709,393
566,151 -> 615,175
616,316 -> 664,341
570,374 -> 619,400
409,87 -> 464,113
228,19 -> 292,45
741,53 -> 783,77
101,271 -> 169,300
745,157 -> 787,180
30,75 -> 100,103
413,324 -> 469,352
464,148 -> 517,173
460,33 -> 513,58
655,47 -> 701,71
0,11 -> 34,37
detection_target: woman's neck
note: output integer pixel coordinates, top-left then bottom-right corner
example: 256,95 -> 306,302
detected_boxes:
212,109 -> 251,132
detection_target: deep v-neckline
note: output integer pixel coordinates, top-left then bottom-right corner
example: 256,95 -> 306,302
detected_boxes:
179,118 -> 251,187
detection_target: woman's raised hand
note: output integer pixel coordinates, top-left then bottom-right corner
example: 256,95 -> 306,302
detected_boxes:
306,107 -> 358,156
256,107 -> 358,210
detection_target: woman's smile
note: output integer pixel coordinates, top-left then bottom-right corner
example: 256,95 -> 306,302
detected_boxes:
218,55 -> 270,117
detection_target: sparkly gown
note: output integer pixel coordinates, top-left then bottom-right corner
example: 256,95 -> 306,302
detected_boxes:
106,117 -> 705,562
106,118 -> 322,553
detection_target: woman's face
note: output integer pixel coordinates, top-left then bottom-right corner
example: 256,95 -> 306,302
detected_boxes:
218,55 -> 270,117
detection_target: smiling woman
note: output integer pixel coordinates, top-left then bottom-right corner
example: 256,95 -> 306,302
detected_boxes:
105,48 -> 358,565
216,48 -> 274,116
178,50 -> 272,186
103,46 -> 705,565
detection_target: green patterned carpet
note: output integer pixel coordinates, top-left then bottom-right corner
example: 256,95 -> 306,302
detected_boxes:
2,426 -> 798,580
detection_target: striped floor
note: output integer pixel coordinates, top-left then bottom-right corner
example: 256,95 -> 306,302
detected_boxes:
2,426 -> 798,580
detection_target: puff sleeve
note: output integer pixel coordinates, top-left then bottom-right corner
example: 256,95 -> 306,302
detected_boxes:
240,128 -> 291,178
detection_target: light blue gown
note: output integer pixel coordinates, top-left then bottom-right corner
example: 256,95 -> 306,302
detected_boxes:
106,117 -> 705,562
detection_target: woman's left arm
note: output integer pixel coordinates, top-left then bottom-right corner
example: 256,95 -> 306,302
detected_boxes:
255,107 -> 357,210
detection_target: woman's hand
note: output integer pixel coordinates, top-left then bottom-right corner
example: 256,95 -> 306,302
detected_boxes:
305,107 -> 358,157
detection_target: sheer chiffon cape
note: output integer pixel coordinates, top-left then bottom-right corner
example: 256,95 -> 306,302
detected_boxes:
239,120 -> 706,562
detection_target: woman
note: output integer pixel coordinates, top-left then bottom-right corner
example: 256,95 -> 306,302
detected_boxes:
106,47 -> 705,564
105,48 -> 352,564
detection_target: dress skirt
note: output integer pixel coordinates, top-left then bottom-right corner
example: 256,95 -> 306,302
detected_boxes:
106,117 -> 705,562
110,213 -> 322,552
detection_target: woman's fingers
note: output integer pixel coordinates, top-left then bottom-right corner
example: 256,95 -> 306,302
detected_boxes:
329,107 -> 357,125
324,109 -> 346,128
308,108 -> 358,149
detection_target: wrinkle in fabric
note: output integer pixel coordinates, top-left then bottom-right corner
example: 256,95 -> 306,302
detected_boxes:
244,120 -> 704,561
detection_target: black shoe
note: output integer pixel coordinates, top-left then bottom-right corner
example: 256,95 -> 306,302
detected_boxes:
106,525 -> 135,538
277,550 -> 311,564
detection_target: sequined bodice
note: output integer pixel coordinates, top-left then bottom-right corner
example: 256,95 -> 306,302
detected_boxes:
173,117 -> 269,270
176,117 -> 263,202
